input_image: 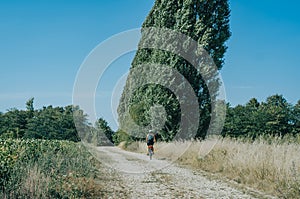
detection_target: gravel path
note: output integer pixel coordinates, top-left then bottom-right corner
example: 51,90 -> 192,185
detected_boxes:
94,146 -> 276,199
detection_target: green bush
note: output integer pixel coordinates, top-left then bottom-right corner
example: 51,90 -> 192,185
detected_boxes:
112,130 -> 133,146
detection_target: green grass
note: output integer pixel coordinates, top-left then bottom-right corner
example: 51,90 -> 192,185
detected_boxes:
0,138 -> 103,198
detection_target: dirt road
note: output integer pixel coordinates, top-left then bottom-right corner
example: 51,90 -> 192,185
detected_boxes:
94,146 -> 276,199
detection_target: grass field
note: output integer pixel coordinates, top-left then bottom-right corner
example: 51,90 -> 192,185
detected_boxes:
126,136 -> 300,198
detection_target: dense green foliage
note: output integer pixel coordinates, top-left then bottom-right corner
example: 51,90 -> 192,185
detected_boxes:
95,118 -> 114,144
118,0 -> 231,141
81,118 -> 115,146
24,105 -> 80,141
112,129 -> 133,146
0,139 -> 102,198
222,94 -> 300,138
0,98 -> 114,144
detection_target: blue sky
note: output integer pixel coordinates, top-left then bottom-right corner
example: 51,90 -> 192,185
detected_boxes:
1,0 -> 300,129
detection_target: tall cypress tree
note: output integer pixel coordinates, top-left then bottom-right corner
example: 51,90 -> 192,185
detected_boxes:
118,0 -> 231,141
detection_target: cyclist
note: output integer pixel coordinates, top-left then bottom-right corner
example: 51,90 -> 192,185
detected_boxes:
146,130 -> 156,155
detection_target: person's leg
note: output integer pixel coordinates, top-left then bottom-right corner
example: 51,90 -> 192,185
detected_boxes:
151,145 -> 154,154
146,144 -> 149,155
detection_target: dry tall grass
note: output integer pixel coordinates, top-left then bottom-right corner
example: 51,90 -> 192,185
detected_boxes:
126,137 -> 300,198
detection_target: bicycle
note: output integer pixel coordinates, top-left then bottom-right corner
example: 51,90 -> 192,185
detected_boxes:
148,145 -> 154,160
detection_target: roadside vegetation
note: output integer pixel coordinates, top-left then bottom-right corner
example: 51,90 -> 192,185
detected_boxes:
0,138 -> 103,198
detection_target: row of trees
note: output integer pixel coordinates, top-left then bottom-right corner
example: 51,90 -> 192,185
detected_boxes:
222,94 -> 300,138
1,95 -> 299,144
0,98 -> 115,144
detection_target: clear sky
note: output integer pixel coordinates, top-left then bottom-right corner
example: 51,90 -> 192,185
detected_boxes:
1,0 -> 300,130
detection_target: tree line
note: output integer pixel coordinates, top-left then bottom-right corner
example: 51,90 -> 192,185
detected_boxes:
222,94 -> 300,138
1,95 -> 299,144
0,98 -> 115,144
114,94 -> 300,143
